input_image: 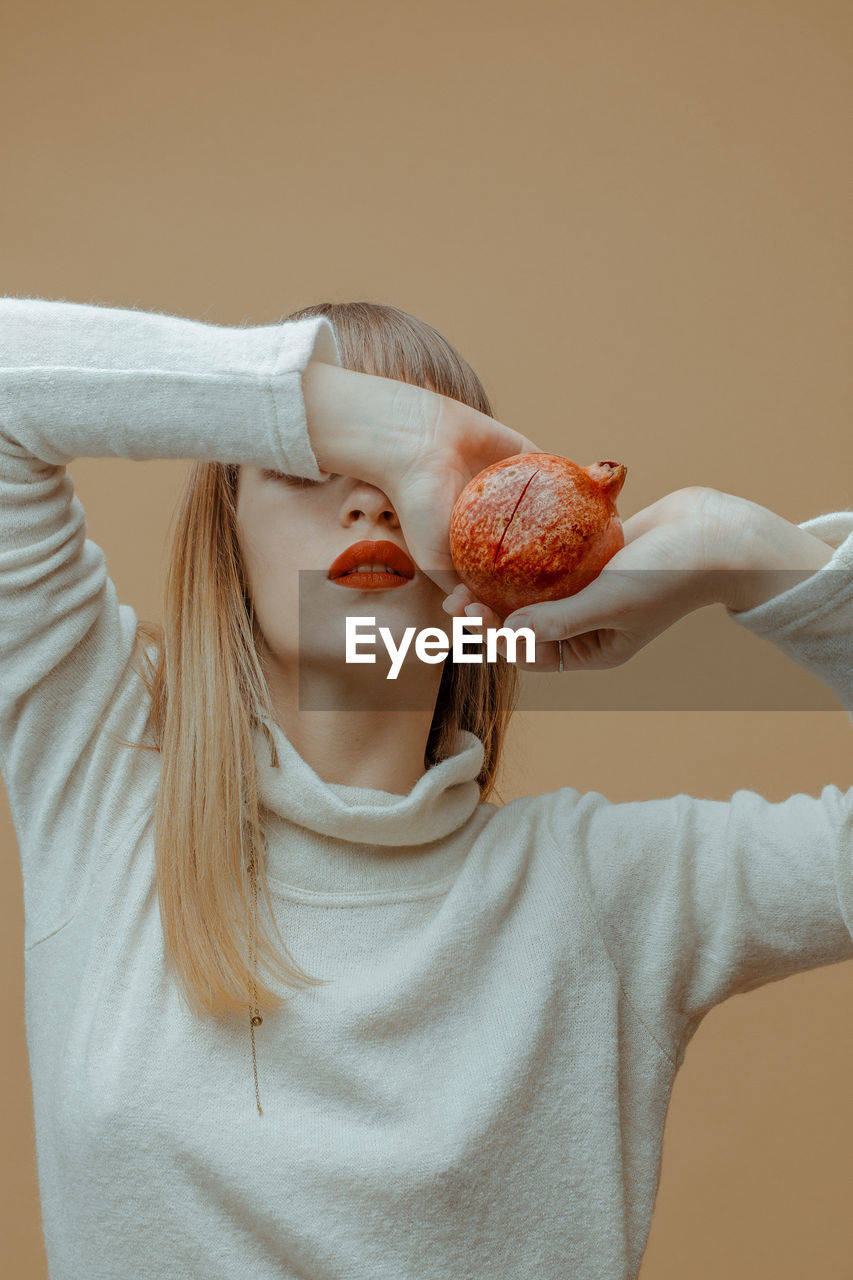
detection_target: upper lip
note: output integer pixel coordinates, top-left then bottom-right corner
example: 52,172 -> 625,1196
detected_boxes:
327,539 -> 416,580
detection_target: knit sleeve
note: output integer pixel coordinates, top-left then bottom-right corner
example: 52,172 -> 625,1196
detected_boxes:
543,514 -> 853,1068
0,296 -> 341,937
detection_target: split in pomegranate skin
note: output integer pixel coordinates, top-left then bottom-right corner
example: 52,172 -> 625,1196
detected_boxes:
449,453 -> 627,618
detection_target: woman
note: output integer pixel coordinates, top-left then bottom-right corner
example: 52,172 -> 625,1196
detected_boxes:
1,295 -> 851,1280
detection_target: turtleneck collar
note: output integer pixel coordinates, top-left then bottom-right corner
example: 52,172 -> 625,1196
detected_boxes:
252,715 -> 489,900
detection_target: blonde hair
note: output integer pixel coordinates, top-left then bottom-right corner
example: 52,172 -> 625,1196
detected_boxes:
127,301 -> 520,1021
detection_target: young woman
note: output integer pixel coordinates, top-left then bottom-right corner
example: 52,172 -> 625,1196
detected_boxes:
1,295 -> 850,1280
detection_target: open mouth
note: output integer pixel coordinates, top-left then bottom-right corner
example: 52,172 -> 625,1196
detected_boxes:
333,565 -> 411,588
328,540 -> 416,589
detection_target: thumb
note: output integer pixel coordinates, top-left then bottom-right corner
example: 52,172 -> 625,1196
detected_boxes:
504,572 -> 631,641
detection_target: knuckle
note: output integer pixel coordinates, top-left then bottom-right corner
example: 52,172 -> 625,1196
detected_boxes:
661,485 -> 714,517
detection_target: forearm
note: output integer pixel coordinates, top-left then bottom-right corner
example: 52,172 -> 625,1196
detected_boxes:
302,360 -> 536,494
302,360 -> 436,487
707,492 -> 836,613
0,296 -> 335,472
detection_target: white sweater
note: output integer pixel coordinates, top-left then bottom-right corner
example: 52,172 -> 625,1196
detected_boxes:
1,297 -> 852,1280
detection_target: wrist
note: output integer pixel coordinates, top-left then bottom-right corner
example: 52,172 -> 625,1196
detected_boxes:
301,362 -> 379,482
302,362 -> 434,491
707,492 -> 835,612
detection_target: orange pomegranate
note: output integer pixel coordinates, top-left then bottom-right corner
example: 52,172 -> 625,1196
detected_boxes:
449,453 -> 627,618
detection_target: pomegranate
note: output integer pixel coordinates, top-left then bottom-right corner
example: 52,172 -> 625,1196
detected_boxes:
449,453 -> 627,618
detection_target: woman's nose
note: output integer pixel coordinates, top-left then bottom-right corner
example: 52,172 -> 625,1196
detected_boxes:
340,481 -> 400,529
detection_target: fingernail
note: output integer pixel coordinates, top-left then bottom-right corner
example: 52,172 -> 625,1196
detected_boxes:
508,614 -> 532,629
464,603 -> 485,618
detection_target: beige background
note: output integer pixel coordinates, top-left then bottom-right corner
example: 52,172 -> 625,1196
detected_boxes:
2,1 -> 852,1275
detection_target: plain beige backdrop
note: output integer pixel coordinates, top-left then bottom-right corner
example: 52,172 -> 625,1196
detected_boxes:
2,1 -> 852,1276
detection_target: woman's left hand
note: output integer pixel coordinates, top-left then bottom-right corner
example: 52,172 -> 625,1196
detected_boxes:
441,486 -> 800,673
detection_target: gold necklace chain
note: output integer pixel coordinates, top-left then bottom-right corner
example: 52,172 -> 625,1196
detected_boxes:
247,855 -> 263,1117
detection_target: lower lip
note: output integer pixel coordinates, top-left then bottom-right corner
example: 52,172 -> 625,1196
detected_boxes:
330,572 -> 412,589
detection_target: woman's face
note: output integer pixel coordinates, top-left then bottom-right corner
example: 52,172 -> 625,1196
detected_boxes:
234,466 -> 449,684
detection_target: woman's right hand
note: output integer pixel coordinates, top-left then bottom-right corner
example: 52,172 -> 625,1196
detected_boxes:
302,361 -> 539,593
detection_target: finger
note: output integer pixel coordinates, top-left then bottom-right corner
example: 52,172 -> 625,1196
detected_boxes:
464,411 -> 542,469
441,589 -> 577,672
504,574 -> 630,642
619,492 -> 681,546
462,601 -> 504,630
619,511 -> 651,546
455,601 -> 553,670
441,584 -> 477,616
620,517 -> 664,550
494,631 -> 563,672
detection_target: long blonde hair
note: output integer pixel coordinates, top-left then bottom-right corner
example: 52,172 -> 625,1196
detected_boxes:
127,301 -> 520,1021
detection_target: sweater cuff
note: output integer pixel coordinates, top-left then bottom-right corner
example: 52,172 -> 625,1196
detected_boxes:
726,511 -> 853,723
725,511 -> 853,635
268,315 -> 343,482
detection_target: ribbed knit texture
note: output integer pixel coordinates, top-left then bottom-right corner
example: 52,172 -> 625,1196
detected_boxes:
1,297 -> 852,1280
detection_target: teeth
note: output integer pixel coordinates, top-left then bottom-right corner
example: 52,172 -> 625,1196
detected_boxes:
348,563 -> 396,574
